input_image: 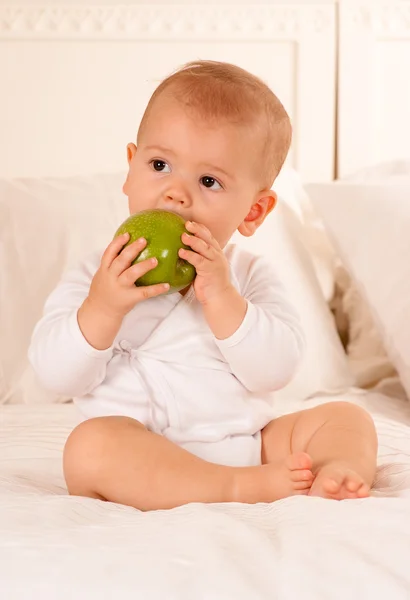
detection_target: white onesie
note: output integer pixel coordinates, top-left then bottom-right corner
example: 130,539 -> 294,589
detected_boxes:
28,244 -> 305,467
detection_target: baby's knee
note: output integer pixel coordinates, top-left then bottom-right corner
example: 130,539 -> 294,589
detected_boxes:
63,416 -> 145,497
311,401 -> 377,449
293,401 -> 377,450
317,401 -> 375,427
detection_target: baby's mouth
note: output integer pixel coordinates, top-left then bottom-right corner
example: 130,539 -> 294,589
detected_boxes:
162,208 -> 190,221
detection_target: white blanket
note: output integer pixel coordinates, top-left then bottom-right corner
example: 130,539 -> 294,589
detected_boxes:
1,389 -> 410,600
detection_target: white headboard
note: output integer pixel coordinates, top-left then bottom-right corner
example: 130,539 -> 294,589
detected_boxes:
1,1 -> 409,183
0,3 -> 336,182
338,1 -> 410,178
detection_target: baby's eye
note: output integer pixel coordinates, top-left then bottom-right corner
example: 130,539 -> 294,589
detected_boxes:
201,176 -> 222,190
151,160 -> 171,173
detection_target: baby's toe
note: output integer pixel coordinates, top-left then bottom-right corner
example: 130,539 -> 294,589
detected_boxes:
346,475 -> 363,493
286,452 -> 312,472
322,476 -> 341,495
290,468 -> 313,482
293,480 -> 313,491
327,468 -> 370,499
357,482 -> 370,498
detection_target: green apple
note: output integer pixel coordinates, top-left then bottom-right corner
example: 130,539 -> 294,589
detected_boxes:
114,209 -> 196,293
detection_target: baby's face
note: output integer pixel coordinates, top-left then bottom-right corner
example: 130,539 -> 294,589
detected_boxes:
123,97 -> 274,248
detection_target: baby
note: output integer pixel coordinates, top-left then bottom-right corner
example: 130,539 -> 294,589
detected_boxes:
29,60 -> 377,511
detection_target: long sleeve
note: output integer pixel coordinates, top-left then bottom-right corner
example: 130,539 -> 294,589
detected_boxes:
28,251 -> 113,398
214,247 -> 305,394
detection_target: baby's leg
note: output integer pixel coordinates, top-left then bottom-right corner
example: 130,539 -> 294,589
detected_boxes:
63,416 -> 313,510
262,402 -> 377,500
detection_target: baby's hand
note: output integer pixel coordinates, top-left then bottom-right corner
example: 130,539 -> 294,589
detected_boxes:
88,233 -> 169,319
179,221 -> 231,304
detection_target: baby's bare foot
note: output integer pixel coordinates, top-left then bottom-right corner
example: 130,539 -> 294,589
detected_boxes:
309,461 -> 370,500
233,452 -> 314,504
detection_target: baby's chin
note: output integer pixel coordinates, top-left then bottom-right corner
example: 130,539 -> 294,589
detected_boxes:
213,233 -> 231,250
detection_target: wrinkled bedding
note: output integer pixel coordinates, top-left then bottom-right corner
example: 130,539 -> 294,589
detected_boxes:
1,389 -> 410,599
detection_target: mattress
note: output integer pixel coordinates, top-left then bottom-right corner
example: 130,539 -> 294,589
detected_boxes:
1,388 -> 410,600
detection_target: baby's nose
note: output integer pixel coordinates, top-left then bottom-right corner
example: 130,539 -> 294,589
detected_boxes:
163,183 -> 192,206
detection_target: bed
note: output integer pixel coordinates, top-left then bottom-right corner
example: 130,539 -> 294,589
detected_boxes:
1,390 -> 410,599
1,1 -> 410,598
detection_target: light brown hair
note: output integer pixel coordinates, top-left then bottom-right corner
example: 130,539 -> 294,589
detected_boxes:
137,60 -> 292,189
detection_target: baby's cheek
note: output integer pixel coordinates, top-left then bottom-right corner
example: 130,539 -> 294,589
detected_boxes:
209,224 -> 226,247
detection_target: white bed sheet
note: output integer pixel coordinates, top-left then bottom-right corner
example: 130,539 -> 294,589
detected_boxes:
1,389 -> 410,600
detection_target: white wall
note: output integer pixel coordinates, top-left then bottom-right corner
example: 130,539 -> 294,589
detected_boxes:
0,1 -> 337,180
1,0 -> 337,4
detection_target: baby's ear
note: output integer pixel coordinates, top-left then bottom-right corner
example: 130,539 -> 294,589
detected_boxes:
238,190 -> 277,237
122,143 -> 138,195
127,143 -> 137,164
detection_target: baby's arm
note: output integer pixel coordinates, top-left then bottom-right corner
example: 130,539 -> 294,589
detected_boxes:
29,234 -> 168,398
28,253 -> 113,398
179,222 -> 304,394
209,252 -> 305,393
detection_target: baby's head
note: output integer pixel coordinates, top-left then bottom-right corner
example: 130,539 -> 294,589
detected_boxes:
123,60 -> 291,247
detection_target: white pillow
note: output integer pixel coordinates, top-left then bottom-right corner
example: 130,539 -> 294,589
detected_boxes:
232,197 -> 354,403
0,173 -> 128,404
300,162 -> 405,389
274,167 -> 337,304
333,263 -> 396,389
308,181 -> 410,399
0,169 -> 353,405
337,161 -> 410,387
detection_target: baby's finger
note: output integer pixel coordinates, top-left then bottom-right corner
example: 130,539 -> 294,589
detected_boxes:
185,221 -> 219,249
110,238 -> 147,277
178,247 -> 208,270
120,257 -> 158,287
134,282 -> 170,301
101,233 -> 130,269
181,232 -> 215,260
